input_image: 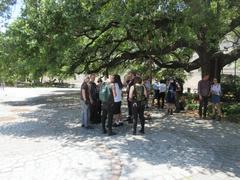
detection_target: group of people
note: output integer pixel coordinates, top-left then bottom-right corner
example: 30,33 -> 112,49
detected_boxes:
151,78 -> 183,114
80,72 -> 149,136
198,74 -> 222,120
80,72 -> 223,137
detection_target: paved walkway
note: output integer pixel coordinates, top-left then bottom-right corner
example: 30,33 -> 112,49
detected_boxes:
0,88 -> 240,180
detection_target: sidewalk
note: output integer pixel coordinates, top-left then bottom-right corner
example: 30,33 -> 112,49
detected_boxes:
0,88 -> 240,180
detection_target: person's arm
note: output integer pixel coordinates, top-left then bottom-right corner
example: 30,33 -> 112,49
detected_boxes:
129,86 -> 134,102
111,83 -> 117,97
143,86 -> 147,98
219,84 -> 222,96
82,89 -> 87,102
198,81 -> 202,100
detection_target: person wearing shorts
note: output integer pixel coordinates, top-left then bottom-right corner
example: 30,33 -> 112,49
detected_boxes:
112,74 -> 123,126
211,78 -> 222,120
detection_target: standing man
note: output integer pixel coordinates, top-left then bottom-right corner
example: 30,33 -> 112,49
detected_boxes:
198,74 -> 211,119
126,71 -> 136,123
99,75 -> 116,136
80,75 -> 93,129
89,74 -> 99,124
129,76 -> 147,135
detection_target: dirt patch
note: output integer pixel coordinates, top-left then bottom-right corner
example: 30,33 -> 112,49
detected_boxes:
10,107 -> 31,113
183,110 -> 199,118
0,116 -> 17,122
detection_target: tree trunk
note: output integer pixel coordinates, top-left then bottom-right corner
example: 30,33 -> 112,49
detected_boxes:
201,57 -> 222,82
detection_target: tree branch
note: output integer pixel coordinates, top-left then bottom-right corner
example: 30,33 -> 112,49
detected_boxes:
152,57 -> 200,72
218,47 -> 240,67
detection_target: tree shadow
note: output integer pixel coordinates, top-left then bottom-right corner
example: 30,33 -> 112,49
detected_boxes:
1,91 -> 240,178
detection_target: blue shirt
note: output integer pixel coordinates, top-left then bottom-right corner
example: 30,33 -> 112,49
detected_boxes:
152,82 -> 159,90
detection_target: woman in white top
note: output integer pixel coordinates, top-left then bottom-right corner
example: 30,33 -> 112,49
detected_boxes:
112,74 -> 123,126
211,78 -> 222,120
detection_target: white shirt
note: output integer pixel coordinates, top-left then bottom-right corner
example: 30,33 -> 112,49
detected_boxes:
159,83 -> 167,93
114,83 -> 122,102
153,81 -> 159,90
211,84 -> 221,96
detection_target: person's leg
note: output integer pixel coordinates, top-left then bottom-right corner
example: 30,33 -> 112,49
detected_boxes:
86,104 -> 90,127
212,103 -> 216,119
127,100 -> 133,122
107,103 -> 115,135
81,102 -> 85,126
216,103 -> 221,118
199,98 -> 203,118
203,96 -> 208,118
93,103 -> 99,123
132,103 -> 138,135
101,104 -> 107,133
139,103 -> 145,133
162,93 -> 165,108
97,100 -> 102,123
159,93 -> 164,109
89,104 -> 94,123
82,103 -> 89,127
175,94 -> 180,113
113,102 -> 120,126
157,91 -> 160,109
152,91 -> 156,106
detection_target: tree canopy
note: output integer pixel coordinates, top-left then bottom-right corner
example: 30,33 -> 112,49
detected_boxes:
0,0 -> 240,83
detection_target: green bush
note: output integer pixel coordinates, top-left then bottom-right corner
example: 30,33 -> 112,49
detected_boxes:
222,103 -> 240,116
221,75 -> 240,102
187,103 -> 198,110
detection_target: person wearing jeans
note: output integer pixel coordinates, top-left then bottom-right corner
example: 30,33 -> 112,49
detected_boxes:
80,75 -> 93,129
81,101 -> 90,127
101,75 -> 116,136
198,74 -> 211,119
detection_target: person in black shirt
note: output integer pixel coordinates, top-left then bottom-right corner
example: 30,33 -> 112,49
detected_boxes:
126,72 -> 136,123
89,74 -> 99,124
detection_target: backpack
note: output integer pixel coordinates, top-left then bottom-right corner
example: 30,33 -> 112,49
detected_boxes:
133,85 -> 145,102
99,82 -> 112,103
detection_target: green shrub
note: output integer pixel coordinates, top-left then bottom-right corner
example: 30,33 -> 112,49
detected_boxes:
222,103 -> 240,116
187,103 -> 198,110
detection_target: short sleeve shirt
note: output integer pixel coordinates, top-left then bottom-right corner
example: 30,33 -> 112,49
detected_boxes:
80,82 -> 90,101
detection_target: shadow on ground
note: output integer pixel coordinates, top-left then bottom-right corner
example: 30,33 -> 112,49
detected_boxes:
1,90 -> 240,178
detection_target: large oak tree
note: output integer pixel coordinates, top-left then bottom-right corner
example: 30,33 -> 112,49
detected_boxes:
1,0 -> 240,82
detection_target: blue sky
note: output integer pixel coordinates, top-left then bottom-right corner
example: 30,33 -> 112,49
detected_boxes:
0,0 -> 24,32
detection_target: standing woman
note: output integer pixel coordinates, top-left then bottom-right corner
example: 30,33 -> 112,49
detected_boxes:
113,74 -> 123,126
166,78 -> 177,115
211,78 -> 222,120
